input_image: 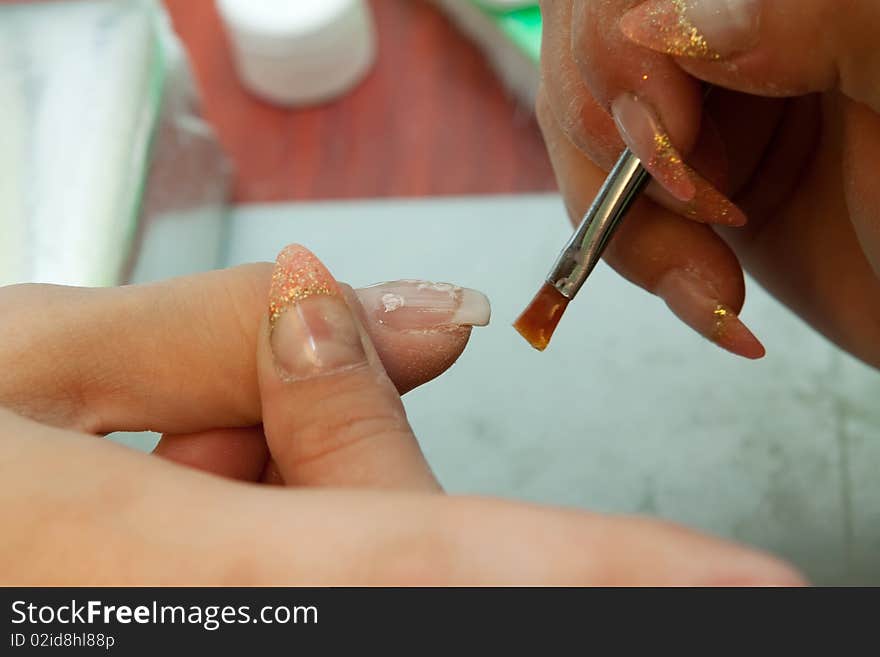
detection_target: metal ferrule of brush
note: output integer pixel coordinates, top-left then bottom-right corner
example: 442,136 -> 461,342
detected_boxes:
548,149 -> 650,299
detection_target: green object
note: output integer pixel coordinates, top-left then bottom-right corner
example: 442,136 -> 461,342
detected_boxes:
472,3 -> 542,63
128,6 -> 170,282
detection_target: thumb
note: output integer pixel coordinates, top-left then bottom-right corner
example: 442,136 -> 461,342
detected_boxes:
620,0 -> 880,111
257,245 -> 488,490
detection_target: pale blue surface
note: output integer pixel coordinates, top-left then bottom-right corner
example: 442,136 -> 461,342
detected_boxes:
123,194 -> 880,584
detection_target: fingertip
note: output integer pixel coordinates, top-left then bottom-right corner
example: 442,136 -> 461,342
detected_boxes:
709,561 -> 808,587
727,205 -> 749,228
614,515 -> 806,587
373,325 -> 473,396
691,178 -> 749,227
690,531 -> 807,586
716,314 -> 767,360
444,500 -> 807,586
655,269 -> 766,359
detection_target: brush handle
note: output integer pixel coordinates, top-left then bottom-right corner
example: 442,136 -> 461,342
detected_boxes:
547,148 -> 650,300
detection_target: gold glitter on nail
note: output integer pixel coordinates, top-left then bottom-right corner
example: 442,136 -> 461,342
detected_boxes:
268,245 -> 338,326
682,178 -> 745,225
648,0 -> 720,60
648,131 -> 691,191
711,304 -> 732,341
653,133 -> 681,164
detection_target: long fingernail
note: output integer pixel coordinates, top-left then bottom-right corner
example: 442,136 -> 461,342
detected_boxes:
357,280 -> 491,332
268,245 -> 367,380
655,270 -> 765,359
620,0 -> 761,60
674,175 -> 747,226
612,93 -> 696,203
612,93 -> 747,226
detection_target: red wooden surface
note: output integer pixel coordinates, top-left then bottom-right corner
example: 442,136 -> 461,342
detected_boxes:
162,0 -> 557,202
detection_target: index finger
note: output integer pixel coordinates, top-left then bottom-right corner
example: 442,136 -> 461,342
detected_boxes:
0,264 -> 488,435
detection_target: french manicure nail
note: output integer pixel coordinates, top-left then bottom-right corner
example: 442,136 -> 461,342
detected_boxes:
357,280 -> 491,332
655,269 -> 765,359
612,93 -> 696,202
268,245 -> 367,380
620,0 -> 762,60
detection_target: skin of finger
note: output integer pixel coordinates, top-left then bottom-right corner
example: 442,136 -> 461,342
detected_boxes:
0,410 -> 804,586
257,286 -> 440,491
721,93 -> 880,369
153,427 -> 269,483
155,429 -> 282,485
0,264 -> 472,436
676,85 -> 880,370
843,99 -> 880,282
537,87 -> 747,308
365,310 -> 471,396
570,0 -> 702,154
260,458 -> 285,485
723,93 -> 879,356
702,90 -> 788,198
538,0 -> 621,168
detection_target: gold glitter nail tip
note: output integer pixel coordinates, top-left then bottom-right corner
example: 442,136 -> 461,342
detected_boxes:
620,0 -> 761,60
268,244 -> 341,326
620,0 -> 718,59
655,270 -> 766,359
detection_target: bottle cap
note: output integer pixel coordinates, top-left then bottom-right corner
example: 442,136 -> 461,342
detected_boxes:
217,0 -> 376,106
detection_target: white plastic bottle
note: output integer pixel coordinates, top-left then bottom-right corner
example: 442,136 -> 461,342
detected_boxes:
216,0 -> 377,107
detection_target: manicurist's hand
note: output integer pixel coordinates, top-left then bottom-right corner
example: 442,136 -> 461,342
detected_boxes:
0,245 -> 803,585
539,0 -> 880,367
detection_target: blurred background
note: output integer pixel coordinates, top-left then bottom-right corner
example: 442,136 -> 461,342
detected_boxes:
0,0 -> 551,285
163,0 -> 554,202
2,0 -> 879,584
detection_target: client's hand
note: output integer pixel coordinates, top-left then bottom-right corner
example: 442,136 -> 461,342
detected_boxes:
539,0 -> 880,367
0,245 -> 802,585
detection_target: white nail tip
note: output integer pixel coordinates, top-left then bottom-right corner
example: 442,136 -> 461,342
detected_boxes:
360,280 -> 491,327
453,289 -> 491,327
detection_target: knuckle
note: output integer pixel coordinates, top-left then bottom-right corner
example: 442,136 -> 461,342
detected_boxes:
278,377 -> 412,471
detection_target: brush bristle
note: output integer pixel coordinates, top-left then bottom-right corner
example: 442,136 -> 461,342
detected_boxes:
513,283 -> 570,351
